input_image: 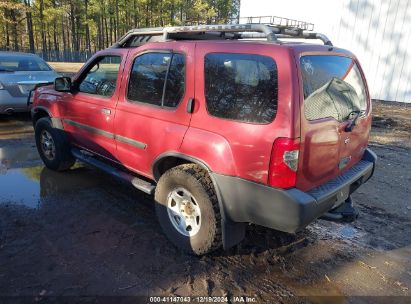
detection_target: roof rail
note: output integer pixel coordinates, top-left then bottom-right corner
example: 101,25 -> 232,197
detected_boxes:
112,24 -> 278,48
164,24 -> 278,41
112,16 -> 332,47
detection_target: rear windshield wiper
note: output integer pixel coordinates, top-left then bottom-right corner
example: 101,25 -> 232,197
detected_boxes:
345,110 -> 364,132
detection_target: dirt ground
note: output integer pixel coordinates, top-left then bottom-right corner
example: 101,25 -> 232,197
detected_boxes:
0,101 -> 410,303
48,62 -> 84,76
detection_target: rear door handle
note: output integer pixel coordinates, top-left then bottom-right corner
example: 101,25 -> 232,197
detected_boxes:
101,108 -> 111,115
186,98 -> 195,113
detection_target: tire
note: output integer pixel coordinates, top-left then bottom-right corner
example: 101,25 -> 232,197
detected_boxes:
155,164 -> 222,255
35,117 -> 75,171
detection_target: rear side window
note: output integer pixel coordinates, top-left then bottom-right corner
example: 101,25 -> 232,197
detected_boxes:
204,53 -> 278,124
127,52 -> 185,108
300,55 -> 368,121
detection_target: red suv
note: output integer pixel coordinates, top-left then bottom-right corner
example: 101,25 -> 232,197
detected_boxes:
30,24 -> 377,255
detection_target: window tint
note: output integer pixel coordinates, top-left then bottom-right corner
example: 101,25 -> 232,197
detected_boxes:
78,56 -> 121,97
127,52 -> 185,108
300,55 -> 368,121
164,54 -> 185,107
128,53 -> 171,106
204,53 -> 278,124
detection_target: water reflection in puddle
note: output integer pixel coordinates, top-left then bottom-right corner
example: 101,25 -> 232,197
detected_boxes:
338,226 -> 358,239
0,145 -> 39,171
0,168 -> 40,208
0,165 -> 105,209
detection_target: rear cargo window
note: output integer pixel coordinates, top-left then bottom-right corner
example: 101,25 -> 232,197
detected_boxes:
300,55 -> 367,121
204,53 -> 278,124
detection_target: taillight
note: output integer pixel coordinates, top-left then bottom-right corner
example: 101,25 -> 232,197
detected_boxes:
268,138 -> 300,189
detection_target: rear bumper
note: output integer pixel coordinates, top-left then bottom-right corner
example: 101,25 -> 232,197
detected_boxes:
0,90 -> 30,113
213,148 -> 377,233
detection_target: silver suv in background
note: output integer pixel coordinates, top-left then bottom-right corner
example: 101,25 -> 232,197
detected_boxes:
0,52 -> 59,114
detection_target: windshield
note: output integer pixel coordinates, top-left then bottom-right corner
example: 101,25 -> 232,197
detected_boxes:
0,55 -> 52,72
300,55 -> 368,122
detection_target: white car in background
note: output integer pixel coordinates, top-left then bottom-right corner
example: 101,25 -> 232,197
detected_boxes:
0,52 -> 59,114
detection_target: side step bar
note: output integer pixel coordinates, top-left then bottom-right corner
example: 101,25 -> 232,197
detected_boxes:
71,148 -> 156,195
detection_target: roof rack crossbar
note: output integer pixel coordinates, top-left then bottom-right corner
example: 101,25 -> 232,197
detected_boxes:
232,16 -> 314,31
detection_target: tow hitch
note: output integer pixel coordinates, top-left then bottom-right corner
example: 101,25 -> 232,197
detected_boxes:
321,196 -> 359,223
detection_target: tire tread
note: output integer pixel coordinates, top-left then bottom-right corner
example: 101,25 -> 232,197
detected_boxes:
156,163 -> 222,255
35,117 -> 75,171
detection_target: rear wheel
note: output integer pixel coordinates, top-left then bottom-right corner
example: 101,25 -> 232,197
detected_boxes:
35,117 -> 75,171
155,164 -> 221,255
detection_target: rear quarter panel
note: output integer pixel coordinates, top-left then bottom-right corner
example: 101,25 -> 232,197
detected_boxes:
182,42 -> 300,184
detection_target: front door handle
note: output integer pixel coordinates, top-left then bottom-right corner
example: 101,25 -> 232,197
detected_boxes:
101,108 -> 111,116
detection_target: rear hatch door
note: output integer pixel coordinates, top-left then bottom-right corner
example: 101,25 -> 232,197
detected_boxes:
296,54 -> 371,192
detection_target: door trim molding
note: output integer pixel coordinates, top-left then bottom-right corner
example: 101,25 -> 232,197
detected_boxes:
115,134 -> 147,149
63,119 -> 147,149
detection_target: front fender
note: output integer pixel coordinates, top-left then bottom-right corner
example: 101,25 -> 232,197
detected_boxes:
33,86 -> 63,117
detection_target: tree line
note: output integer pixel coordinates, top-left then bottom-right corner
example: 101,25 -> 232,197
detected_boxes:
0,0 -> 239,60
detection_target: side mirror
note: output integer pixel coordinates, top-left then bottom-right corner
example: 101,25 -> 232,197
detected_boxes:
54,77 -> 72,92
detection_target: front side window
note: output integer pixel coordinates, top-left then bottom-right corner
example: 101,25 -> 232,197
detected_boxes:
78,56 -> 121,97
204,53 -> 278,124
300,55 -> 368,121
127,52 -> 185,108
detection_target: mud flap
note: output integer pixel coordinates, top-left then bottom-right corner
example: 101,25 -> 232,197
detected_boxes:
222,218 -> 246,250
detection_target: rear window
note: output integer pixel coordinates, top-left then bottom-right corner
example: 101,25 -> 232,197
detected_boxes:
204,53 -> 278,124
0,55 -> 51,72
300,55 -> 367,121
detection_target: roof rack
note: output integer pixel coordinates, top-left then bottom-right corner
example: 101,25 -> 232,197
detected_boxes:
188,16 -> 314,31
112,16 -> 333,48
234,16 -> 332,46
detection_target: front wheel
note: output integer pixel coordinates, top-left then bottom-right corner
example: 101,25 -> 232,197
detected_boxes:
35,117 -> 75,171
155,164 -> 222,255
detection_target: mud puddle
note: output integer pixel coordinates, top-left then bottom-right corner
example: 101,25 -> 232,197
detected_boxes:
0,113 -> 33,140
0,165 -> 112,209
0,168 -> 41,208
0,155 -> 410,301
0,133 -> 113,206
0,144 -> 39,172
